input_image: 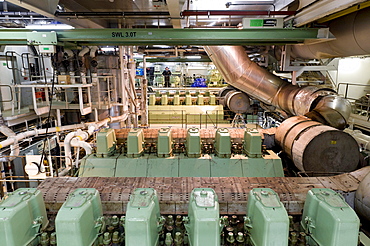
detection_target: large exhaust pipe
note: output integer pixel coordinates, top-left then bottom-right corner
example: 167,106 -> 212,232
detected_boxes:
204,46 -> 351,129
204,46 -> 358,172
289,7 -> 370,59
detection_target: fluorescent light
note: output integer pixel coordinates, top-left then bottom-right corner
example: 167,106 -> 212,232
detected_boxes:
152,45 -> 171,48
25,24 -> 75,30
101,47 -> 116,52
186,56 -> 201,59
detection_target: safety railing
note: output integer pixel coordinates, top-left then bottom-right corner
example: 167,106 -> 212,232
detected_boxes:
337,83 -> 370,117
0,155 -> 73,197
337,83 -> 370,100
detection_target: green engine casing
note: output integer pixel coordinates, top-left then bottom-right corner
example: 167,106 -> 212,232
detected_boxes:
214,128 -> 231,158
246,188 -> 289,246
185,188 -> 220,246
301,188 -> 360,246
125,188 -> 162,246
55,188 -> 103,246
96,128 -> 116,157
0,188 -> 48,246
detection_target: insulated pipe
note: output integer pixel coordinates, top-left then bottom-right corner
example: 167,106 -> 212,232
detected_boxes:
64,114 -> 128,166
70,138 -> 92,155
0,114 -> 128,150
276,116 -> 359,172
289,7 -> 370,59
89,46 -> 99,58
78,47 -> 90,57
70,138 -> 92,168
0,124 -> 85,150
64,49 -> 74,58
0,112 -> 128,163
204,46 -> 351,129
64,129 -> 89,167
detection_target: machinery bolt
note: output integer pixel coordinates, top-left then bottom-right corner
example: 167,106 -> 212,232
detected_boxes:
103,232 -> 111,245
166,215 -> 174,231
223,216 -> 229,227
50,232 -> 57,245
261,190 -> 269,196
236,232 -> 244,243
165,232 -> 173,246
167,215 -> 174,225
298,232 -> 306,246
111,215 -> 119,228
175,215 -> 183,228
79,190 -> 87,195
226,226 -> 234,233
107,225 -> 115,233
290,232 -> 298,246
40,232 -> 49,246
120,216 -> 125,227
140,190 -> 148,196
321,191 -> 330,196
288,216 -> 294,231
174,232 -> 183,246
200,190 -> 208,197
230,215 -> 239,225
19,191 -> 27,195
227,232 -> 235,244
112,231 -> 120,244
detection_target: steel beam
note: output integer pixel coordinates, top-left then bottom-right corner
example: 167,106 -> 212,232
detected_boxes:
287,0 -> 366,27
0,30 -> 57,45
55,28 -> 323,46
0,28 -> 329,46
167,0 -> 183,28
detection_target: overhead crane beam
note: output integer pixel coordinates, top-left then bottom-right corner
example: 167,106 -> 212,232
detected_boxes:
0,28 -> 333,46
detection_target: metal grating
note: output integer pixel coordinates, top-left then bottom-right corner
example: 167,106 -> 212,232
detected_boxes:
37,166 -> 370,215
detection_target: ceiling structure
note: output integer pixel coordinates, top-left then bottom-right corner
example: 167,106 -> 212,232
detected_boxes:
1,0 -> 368,29
0,0 -> 369,59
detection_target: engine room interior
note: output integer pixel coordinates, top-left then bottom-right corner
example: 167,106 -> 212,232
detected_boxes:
1,0 -> 370,245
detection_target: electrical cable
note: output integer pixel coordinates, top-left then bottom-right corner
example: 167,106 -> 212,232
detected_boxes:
38,53 -> 56,174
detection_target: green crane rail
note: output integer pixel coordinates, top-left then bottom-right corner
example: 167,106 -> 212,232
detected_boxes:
0,28 -> 332,46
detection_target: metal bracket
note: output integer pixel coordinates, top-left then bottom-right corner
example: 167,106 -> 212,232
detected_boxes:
280,45 -> 337,85
26,32 -> 57,45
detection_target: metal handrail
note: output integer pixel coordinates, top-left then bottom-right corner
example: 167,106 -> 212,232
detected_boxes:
337,82 -> 370,100
0,85 -> 13,102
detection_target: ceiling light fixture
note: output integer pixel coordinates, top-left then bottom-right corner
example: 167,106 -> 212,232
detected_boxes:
101,47 -> 116,52
186,55 -> 201,59
25,24 -> 75,30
